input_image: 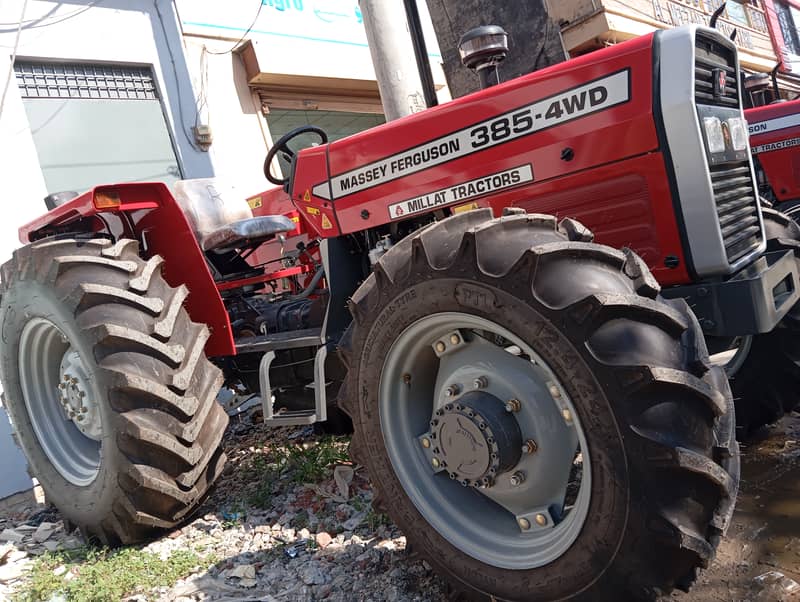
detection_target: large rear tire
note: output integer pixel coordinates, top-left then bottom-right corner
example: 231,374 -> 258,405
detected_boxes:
726,207 -> 800,436
339,209 -> 738,600
0,237 -> 228,545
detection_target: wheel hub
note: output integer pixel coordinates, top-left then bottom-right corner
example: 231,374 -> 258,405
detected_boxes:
58,348 -> 101,440
431,391 -> 522,487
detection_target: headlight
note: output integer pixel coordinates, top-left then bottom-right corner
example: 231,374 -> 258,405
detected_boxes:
703,117 -> 725,154
727,117 -> 748,151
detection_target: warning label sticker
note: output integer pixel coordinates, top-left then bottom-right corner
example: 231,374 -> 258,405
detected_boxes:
388,165 -> 534,220
313,69 -> 629,201
752,136 -> 800,154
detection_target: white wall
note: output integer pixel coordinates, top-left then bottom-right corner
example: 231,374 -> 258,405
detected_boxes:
0,0 -> 215,265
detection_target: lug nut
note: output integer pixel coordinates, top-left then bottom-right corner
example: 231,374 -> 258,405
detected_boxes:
535,513 -> 548,526
522,439 -> 538,454
562,409 -> 572,423
449,334 -> 460,345
518,518 -> 531,530
473,376 -> 488,389
402,373 -> 411,385
435,341 -> 446,353
509,471 -> 526,487
548,383 -> 562,398
431,458 -> 441,469
421,437 -> 431,449
445,385 -> 461,397
504,399 -> 521,413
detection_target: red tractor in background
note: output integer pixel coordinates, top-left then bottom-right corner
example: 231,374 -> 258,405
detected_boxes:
7,23 -> 800,600
747,97 -> 800,211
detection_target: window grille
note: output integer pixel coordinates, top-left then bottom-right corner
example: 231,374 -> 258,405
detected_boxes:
14,61 -> 158,100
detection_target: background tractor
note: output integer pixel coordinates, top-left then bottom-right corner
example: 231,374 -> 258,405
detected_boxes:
3,22 -> 788,600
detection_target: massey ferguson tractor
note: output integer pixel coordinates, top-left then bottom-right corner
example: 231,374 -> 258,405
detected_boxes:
7,23 -> 800,600
748,97 -> 800,212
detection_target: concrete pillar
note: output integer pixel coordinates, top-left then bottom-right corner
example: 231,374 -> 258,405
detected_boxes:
360,0 -> 428,120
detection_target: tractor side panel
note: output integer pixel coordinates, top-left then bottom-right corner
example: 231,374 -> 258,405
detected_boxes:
506,152 -> 687,284
19,183 -> 235,357
299,35 -> 684,279
747,99 -> 800,202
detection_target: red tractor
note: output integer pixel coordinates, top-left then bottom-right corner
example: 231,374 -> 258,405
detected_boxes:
747,97 -> 800,213
4,23 -> 794,600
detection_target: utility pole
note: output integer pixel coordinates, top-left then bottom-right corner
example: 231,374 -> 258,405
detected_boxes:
360,0 -> 428,121
425,0 -> 567,98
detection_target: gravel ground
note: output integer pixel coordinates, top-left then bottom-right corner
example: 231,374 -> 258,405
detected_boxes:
4,408 -> 800,601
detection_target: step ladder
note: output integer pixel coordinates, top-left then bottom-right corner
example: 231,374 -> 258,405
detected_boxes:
234,328 -> 330,426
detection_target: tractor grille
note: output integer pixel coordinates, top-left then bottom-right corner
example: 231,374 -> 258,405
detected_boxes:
710,162 -> 762,264
695,34 -> 763,266
694,36 -> 738,108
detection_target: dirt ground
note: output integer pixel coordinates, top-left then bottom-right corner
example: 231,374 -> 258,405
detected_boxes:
665,414 -> 800,602
5,411 -> 800,600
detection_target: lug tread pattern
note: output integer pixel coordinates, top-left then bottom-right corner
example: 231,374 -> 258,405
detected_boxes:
339,210 -> 738,601
1,237 -> 228,544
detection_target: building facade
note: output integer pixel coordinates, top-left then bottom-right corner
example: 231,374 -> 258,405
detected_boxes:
546,0 -> 800,96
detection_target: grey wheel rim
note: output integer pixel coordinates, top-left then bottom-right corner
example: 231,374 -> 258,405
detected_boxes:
711,336 -> 753,377
379,312 -> 591,570
18,318 -> 101,486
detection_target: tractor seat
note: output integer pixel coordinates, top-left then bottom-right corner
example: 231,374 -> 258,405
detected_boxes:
172,178 -> 295,253
201,215 -> 295,252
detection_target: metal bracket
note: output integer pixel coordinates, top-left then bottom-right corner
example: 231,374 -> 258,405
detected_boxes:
259,344 -> 330,426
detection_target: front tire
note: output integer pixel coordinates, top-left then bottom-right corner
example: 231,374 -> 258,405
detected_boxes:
340,209 -> 738,600
0,237 -> 228,545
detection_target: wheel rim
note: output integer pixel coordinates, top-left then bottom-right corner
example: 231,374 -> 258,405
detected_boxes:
710,336 -> 753,377
379,312 -> 591,570
18,318 -> 101,486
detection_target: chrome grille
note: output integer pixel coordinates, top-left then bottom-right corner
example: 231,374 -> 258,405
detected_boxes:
694,37 -> 738,108
710,162 -> 762,264
695,34 -> 763,267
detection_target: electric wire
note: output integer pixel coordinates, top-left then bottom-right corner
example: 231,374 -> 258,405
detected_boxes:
204,0 -> 264,55
0,0 -> 28,123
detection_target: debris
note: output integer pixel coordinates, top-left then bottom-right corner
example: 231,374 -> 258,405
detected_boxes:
32,522 -> 58,543
343,513 -> 365,532
333,465 -> 354,501
0,529 -> 25,543
284,540 -> 309,558
52,565 -> 67,577
225,564 -> 255,580
754,571 -> 800,601
0,559 -> 29,583
315,531 -> 333,549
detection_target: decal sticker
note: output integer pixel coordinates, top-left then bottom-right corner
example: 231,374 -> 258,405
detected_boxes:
388,165 -> 533,220
306,206 -> 320,215
303,189 -> 311,202
321,214 -> 333,229
752,136 -> 800,154
748,112 -> 800,135
313,70 -> 629,200
247,196 -> 262,209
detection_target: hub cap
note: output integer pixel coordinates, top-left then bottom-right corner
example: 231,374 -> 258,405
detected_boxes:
380,312 -> 591,570
432,392 -> 522,488
18,318 -> 101,486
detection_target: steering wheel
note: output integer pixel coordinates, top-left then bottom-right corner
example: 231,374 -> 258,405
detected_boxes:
263,125 -> 328,186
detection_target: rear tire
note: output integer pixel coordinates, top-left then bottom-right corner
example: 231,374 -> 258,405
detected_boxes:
0,237 -> 228,545
340,209 -> 738,600
727,207 -> 800,436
